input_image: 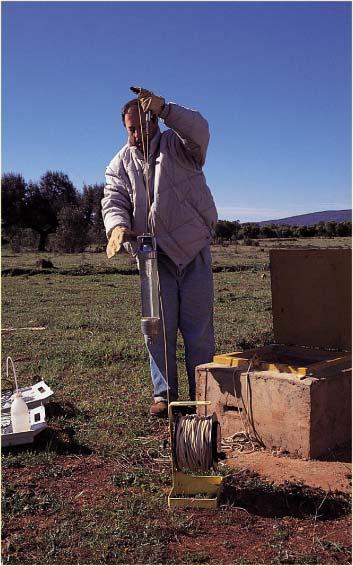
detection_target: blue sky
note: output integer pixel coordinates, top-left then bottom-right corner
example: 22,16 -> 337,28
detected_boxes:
2,1 -> 351,221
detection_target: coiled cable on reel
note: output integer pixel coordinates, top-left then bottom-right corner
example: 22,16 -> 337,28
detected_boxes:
173,413 -> 220,473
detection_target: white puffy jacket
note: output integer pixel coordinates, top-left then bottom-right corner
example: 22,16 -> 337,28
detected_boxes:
101,102 -> 218,269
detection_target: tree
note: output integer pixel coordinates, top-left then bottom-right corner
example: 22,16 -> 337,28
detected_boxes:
78,183 -> 106,246
23,183 -> 57,251
39,171 -> 77,212
231,220 -> 241,240
24,171 -> 78,251
214,219 -> 241,241
297,225 -> 316,238
335,221 -> 351,237
325,221 -> 338,238
276,224 -> 294,238
240,223 -> 261,239
81,184 -> 105,233
215,220 -> 234,239
260,224 -> 278,238
53,205 -> 90,252
1,173 -> 27,236
316,221 -> 327,237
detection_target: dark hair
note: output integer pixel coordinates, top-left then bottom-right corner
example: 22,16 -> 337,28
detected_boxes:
121,99 -> 157,127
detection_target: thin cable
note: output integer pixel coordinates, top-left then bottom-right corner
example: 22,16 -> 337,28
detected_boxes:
220,358 -> 263,453
136,94 -> 147,163
136,96 -> 151,233
157,269 -> 170,407
174,414 -> 215,472
6,356 -> 18,393
233,365 -> 253,441
145,113 -> 153,233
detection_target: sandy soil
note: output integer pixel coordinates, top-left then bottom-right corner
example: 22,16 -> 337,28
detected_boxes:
226,447 -> 352,493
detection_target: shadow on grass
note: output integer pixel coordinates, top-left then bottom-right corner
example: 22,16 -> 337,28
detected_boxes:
2,266 -> 139,277
2,263 -> 268,278
39,400 -> 93,455
2,426 -> 93,458
220,471 -> 351,520
2,400 -> 92,458
45,400 -> 91,420
213,263 -> 269,273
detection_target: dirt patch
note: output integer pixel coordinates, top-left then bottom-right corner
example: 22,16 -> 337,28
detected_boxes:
2,455 -> 119,564
225,447 -> 352,493
169,468 -> 351,565
169,511 -> 351,564
3,454 -> 116,511
2,451 -> 351,564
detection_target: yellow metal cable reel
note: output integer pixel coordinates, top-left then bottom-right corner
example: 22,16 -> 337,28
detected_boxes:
168,401 -> 224,509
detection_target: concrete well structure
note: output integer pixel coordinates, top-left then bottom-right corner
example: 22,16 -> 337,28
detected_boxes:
196,249 -> 352,459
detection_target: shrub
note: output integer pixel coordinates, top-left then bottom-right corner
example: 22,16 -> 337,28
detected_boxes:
52,206 -> 90,253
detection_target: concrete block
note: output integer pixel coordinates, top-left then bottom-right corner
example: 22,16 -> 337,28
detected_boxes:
196,363 -> 351,459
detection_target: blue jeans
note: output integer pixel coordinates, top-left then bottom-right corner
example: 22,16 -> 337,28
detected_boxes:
145,245 -> 215,401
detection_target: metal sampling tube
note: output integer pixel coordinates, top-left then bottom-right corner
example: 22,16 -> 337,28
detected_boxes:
137,234 -> 160,339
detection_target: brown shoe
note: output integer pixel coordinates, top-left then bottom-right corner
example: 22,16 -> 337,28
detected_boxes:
150,400 -> 168,418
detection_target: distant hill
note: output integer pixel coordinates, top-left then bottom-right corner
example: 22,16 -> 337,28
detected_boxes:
257,210 -> 352,226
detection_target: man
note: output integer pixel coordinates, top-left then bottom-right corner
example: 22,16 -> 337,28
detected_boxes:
102,87 -> 217,417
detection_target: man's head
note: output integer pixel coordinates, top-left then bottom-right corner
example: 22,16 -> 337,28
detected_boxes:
121,99 -> 158,153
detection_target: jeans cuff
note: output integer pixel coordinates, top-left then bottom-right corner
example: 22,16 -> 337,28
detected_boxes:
154,396 -> 167,403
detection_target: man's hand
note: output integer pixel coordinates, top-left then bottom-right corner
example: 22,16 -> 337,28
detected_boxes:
106,226 -> 137,259
131,86 -> 165,116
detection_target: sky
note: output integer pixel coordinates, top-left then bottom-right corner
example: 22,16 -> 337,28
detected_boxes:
2,1 -> 352,222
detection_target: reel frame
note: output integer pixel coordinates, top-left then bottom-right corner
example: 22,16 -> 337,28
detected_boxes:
168,401 -> 223,509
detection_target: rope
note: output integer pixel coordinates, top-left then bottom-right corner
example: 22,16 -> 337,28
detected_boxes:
174,414 -> 215,472
136,95 -> 152,233
220,358 -> 264,453
221,432 -> 261,454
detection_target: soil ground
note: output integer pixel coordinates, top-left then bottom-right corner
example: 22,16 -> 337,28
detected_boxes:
169,446 -> 352,565
3,442 -> 351,565
2,243 -> 351,564
226,445 -> 352,494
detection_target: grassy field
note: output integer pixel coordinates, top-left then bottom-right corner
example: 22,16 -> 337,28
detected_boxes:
2,238 -> 351,565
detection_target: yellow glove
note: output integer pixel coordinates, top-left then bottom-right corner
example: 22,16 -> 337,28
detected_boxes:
134,87 -> 165,116
106,226 -> 137,259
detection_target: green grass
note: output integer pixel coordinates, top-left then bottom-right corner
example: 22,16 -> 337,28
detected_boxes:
2,483 -> 64,516
1,239 -> 351,564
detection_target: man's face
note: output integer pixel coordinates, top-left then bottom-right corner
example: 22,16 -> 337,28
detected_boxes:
124,106 -> 158,154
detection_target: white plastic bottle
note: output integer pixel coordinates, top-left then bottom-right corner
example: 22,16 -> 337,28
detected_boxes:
11,392 -> 31,433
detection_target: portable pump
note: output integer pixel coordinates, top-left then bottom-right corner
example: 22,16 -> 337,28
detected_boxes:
137,233 -> 160,339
